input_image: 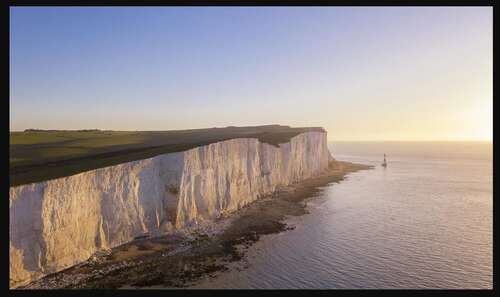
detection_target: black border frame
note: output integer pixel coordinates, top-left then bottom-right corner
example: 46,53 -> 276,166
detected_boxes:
4,0 -> 496,295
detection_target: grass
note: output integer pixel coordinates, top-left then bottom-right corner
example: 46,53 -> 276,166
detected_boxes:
10,125 -> 325,187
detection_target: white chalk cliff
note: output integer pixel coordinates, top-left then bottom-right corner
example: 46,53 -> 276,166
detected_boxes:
10,131 -> 332,287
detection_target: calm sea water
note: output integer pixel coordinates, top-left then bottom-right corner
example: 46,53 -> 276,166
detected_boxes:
191,142 -> 492,289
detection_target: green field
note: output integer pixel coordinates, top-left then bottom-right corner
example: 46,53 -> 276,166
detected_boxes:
10,125 -> 324,187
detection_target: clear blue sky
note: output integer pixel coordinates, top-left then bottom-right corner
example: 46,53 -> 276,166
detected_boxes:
10,7 -> 492,140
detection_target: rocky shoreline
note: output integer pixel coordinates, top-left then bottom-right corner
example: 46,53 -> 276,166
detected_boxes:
19,160 -> 372,289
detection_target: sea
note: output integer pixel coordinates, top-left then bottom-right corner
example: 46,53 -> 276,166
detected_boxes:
190,141 -> 493,289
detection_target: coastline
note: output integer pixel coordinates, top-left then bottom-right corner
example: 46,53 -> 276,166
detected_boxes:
20,160 -> 373,289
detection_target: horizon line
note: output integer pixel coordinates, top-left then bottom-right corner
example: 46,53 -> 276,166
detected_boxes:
330,139 -> 493,142
9,130 -> 492,143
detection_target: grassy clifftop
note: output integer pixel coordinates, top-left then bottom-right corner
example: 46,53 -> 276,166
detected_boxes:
10,125 -> 325,187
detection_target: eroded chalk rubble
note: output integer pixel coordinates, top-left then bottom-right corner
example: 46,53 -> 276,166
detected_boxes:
10,131 -> 332,288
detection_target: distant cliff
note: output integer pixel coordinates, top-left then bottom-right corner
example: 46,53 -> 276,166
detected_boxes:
10,130 -> 332,288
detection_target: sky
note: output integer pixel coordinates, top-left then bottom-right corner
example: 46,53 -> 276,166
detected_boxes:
10,7 -> 492,141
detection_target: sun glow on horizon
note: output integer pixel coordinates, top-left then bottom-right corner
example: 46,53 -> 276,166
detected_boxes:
10,7 -> 492,142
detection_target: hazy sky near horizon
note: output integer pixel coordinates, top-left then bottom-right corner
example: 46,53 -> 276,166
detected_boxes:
10,7 -> 492,141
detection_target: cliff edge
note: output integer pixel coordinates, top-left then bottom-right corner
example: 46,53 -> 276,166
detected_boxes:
10,129 -> 332,288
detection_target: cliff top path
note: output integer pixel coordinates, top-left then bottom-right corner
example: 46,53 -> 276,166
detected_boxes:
10,125 -> 325,187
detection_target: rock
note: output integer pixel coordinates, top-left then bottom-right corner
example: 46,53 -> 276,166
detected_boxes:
10,131 -> 332,288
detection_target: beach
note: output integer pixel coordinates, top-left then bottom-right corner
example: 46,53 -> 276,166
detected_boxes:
20,160 -> 372,289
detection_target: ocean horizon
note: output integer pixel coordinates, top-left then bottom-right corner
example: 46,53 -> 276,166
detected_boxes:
190,141 -> 492,289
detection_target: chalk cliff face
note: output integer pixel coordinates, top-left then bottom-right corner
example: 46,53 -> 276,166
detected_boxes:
9,131 -> 332,287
